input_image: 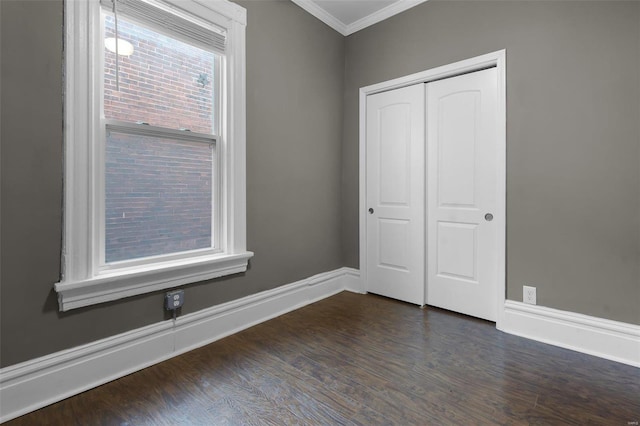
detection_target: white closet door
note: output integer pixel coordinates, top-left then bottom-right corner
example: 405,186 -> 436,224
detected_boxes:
426,68 -> 499,321
366,84 -> 425,305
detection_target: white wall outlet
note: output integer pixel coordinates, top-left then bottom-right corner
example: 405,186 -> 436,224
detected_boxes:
523,285 -> 537,305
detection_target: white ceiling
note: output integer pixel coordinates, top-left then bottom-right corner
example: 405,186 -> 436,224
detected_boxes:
291,0 -> 428,36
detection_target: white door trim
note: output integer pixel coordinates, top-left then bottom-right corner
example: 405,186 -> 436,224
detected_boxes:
359,50 -> 507,329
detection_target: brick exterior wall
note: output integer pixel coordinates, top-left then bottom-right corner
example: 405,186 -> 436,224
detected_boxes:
104,16 -> 216,262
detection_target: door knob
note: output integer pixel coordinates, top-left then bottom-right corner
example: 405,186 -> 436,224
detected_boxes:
484,213 -> 494,221
368,208 -> 374,214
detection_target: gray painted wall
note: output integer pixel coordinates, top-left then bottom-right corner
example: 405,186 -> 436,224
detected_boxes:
1,0 -> 639,368
342,0 -> 640,324
0,0 -> 345,367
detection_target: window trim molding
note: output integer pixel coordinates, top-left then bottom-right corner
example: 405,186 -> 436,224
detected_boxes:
56,0 -> 252,312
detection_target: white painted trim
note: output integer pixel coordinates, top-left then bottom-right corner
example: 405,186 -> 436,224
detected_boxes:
0,267 -> 360,423
345,0 -> 429,36
291,0 -> 429,36
190,0 -> 247,26
57,0 -> 251,311
341,267 -> 365,294
361,50 -> 506,96
358,85 -> 368,303
502,301 -> 640,368
494,52 -> 507,329
291,0 -> 347,35
359,50 -> 507,329
54,252 -> 253,311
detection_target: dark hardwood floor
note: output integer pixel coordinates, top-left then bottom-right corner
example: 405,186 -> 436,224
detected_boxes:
7,292 -> 639,425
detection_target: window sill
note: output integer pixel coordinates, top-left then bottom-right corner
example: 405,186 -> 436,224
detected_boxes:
54,251 -> 254,311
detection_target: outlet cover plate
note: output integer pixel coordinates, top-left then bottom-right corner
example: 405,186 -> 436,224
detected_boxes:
165,290 -> 185,310
523,285 -> 536,305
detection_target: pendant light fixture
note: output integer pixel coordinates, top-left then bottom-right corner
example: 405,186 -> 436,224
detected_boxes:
105,37 -> 134,57
107,0 -> 134,91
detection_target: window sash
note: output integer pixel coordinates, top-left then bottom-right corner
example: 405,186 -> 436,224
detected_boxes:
99,120 -> 222,270
101,8 -> 223,135
99,0 -> 223,268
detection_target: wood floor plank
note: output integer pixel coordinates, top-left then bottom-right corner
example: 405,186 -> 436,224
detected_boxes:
206,336 -> 355,424
5,292 -> 640,425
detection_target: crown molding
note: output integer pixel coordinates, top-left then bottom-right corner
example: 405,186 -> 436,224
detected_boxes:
291,0 -> 348,35
292,0 -> 429,36
345,0 -> 428,35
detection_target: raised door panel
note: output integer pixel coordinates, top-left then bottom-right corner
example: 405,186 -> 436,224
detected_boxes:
378,219 -> 410,271
379,104 -> 410,206
437,91 -> 479,209
436,221 -> 478,282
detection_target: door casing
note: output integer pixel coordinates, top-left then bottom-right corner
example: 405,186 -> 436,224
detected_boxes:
358,50 -> 507,329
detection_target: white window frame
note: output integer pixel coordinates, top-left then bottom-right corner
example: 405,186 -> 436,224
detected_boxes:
55,0 -> 252,311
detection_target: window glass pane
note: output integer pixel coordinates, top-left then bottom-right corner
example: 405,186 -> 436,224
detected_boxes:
105,130 -> 213,263
104,15 -> 217,134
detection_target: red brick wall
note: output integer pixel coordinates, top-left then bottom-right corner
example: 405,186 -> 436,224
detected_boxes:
104,15 -> 216,133
104,16 -> 216,262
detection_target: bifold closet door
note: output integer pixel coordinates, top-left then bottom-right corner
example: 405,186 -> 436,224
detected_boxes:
365,84 -> 425,305
426,67 -> 499,321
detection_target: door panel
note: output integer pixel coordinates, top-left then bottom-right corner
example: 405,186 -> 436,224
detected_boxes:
436,221 -> 478,281
379,104 -> 410,205
427,68 -> 498,321
366,84 -> 425,305
378,219 -> 410,271
437,91 -> 479,207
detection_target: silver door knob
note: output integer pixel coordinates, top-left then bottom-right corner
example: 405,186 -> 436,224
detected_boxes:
485,213 -> 494,221
368,208 -> 374,214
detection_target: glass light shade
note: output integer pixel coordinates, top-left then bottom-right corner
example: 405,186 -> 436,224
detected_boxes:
105,37 -> 134,56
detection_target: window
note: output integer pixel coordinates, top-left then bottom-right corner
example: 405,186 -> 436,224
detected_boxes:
55,0 -> 251,311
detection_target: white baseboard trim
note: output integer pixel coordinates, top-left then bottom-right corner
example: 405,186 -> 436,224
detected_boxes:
341,267 -> 364,294
501,300 -> 640,368
0,267 -> 360,423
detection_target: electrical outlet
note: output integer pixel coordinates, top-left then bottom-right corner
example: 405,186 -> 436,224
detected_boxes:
165,290 -> 185,310
523,285 -> 536,305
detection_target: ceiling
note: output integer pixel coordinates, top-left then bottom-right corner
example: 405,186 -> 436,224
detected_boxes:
291,0 -> 428,36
